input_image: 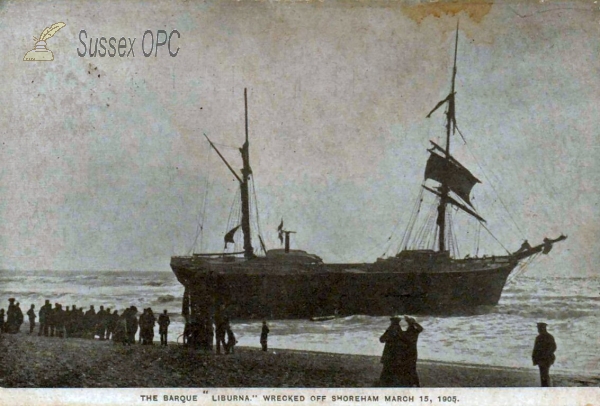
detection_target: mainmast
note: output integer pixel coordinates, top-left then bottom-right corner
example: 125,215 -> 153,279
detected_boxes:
437,22 -> 460,253
240,88 -> 254,258
204,88 -> 255,259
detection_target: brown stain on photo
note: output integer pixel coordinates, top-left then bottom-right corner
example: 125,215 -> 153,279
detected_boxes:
401,1 -> 493,24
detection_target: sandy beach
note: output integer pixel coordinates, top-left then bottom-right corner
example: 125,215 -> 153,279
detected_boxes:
0,333 -> 597,388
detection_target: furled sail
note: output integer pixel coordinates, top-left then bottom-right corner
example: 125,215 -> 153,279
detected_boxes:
424,150 -> 480,207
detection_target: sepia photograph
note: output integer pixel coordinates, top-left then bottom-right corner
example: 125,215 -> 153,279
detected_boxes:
0,0 -> 598,404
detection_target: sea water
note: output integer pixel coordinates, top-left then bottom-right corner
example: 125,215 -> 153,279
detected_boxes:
0,270 -> 598,377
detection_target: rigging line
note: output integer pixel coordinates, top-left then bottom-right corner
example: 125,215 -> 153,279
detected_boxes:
198,148 -> 213,253
398,187 -> 425,253
189,148 -> 213,255
375,185 -> 422,258
400,199 -> 421,251
458,130 -> 526,239
225,187 -> 241,236
475,220 -> 481,256
251,177 -> 265,247
478,221 -> 511,254
414,201 -> 434,248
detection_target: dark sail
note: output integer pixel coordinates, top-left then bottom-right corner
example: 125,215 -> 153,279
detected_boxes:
424,151 -> 480,207
224,225 -> 241,247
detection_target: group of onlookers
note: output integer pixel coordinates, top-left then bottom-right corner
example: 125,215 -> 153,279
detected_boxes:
0,298 -> 171,346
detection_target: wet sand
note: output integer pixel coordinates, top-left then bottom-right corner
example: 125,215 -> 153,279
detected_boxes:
0,333 -> 597,388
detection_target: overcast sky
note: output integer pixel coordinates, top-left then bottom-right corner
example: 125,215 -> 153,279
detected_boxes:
0,1 -> 597,276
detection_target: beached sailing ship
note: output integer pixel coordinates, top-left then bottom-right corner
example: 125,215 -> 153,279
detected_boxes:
171,28 -> 566,326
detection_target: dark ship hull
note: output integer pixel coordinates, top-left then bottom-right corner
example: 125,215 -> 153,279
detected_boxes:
171,251 -> 518,319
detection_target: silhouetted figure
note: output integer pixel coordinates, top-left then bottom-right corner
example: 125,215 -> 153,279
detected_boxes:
84,305 -> 96,339
214,310 -> 227,354
260,320 -> 269,351
107,309 -> 119,340
96,305 -> 107,340
55,304 -> 66,338
379,316 -> 410,387
6,298 -> 17,333
0,309 -> 5,333
40,300 -> 51,336
113,309 -> 128,345
158,309 -> 170,346
15,302 -> 24,333
225,323 -> 237,354
76,307 -> 85,337
125,306 -> 138,345
64,306 -> 72,337
27,304 -> 36,334
532,322 -> 557,387
139,308 -> 156,345
402,316 -> 424,387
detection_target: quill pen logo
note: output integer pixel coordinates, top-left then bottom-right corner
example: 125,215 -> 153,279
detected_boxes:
23,22 -> 66,61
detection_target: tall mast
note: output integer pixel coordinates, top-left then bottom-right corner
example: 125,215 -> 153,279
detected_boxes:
437,21 -> 459,253
240,88 -> 254,258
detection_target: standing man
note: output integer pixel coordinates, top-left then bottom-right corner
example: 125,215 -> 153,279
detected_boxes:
96,306 -> 107,340
6,298 -> 17,333
125,306 -> 138,345
158,309 -> 170,346
84,305 -> 96,339
15,302 -> 24,333
532,322 -> 557,387
38,301 -> 48,336
27,304 -> 36,334
260,320 -> 270,351
402,316 -> 424,387
214,308 -> 227,354
379,315 -> 409,387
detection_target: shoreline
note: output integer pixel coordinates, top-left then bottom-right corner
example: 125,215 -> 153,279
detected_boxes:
1,333 -> 597,388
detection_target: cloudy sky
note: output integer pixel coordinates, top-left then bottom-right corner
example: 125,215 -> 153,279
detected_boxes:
0,0 -> 597,275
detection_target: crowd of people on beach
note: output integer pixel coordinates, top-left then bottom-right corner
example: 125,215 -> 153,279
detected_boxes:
0,297 -> 172,346
1,295 -> 556,387
0,297 -> 266,356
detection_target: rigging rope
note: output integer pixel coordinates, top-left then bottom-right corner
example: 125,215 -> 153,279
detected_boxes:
189,149 -> 213,255
456,122 -> 526,240
225,187 -> 242,252
478,221 -> 511,255
507,252 -> 541,284
251,177 -> 266,254
398,187 -> 425,253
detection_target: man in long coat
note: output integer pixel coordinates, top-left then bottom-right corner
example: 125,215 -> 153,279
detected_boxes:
379,316 -> 410,386
402,316 -> 424,387
532,322 -> 557,387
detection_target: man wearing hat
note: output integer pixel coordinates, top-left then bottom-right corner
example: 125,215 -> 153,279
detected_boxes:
532,322 -> 557,387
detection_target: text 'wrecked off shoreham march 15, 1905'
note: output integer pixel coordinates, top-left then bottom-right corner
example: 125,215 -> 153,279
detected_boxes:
139,394 -> 427,403
77,30 -> 180,57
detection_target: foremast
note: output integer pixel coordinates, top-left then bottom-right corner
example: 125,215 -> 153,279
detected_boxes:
425,22 -> 483,253
436,23 -> 460,253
